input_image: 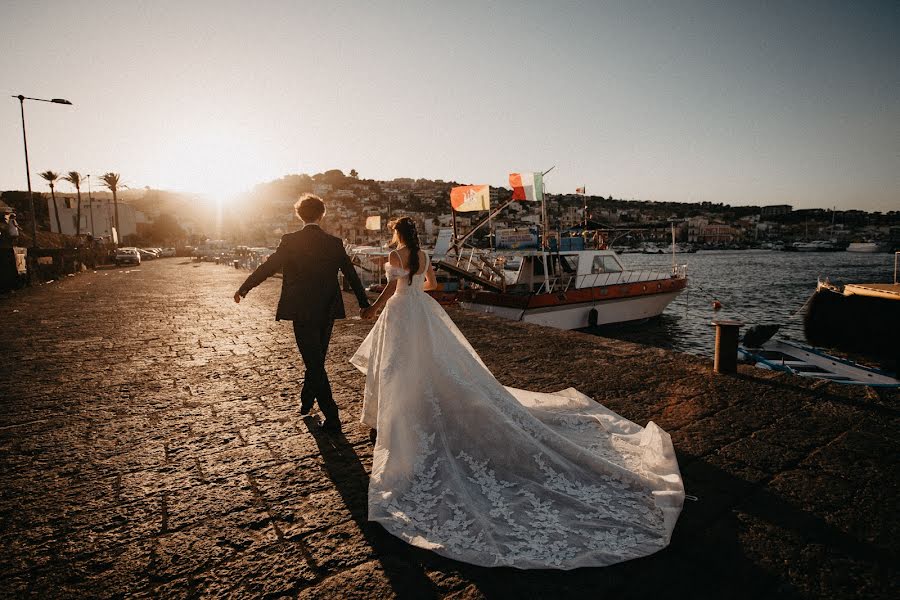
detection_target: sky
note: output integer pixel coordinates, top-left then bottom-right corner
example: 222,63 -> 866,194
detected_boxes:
2,0 -> 898,211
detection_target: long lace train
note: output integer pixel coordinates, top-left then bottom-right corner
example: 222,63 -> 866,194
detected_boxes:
350,258 -> 683,569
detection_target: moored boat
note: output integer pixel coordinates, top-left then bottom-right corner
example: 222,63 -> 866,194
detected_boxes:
846,241 -> 890,253
440,248 -> 687,330
792,240 -> 842,252
803,252 -> 899,361
739,338 -> 899,387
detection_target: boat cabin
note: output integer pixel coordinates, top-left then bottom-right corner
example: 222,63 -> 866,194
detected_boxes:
501,250 -> 670,293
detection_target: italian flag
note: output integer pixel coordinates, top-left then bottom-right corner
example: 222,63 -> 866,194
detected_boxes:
509,172 -> 544,201
450,184 -> 490,212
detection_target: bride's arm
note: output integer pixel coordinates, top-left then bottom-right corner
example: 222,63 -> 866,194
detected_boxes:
423,263 -> 438,291
368,280 -> 397,316
362,252 -> 399,318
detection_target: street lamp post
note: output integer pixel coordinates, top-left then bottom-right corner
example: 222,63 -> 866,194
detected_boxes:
12,95 -> 73,248
86,174 -> 95,237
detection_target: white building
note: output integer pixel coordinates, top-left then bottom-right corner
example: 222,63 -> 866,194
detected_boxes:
48,197 -> 145,240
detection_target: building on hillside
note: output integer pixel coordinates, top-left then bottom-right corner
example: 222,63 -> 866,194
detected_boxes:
686,217 -> 708,243
760,204 -> 792,218
698,221 -> 737,245
558,205 -> 583,229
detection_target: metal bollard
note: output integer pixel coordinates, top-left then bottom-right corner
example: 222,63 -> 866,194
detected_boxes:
711,320 -> 743,374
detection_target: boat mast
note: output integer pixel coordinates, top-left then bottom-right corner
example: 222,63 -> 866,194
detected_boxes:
830,206 -> 836,241
540,166 -> 555,250
585,188 -> 589,231
671,220 -> 676,272
450,206 -> 459,255
539,166 -> 555,292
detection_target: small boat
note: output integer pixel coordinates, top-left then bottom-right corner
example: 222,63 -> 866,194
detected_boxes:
739,338 -> 899,387
640,242 -> 665,254
792,240 -> 842,252
846,241 -> 889,253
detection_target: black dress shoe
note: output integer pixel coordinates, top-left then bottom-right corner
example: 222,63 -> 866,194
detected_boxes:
300,404 -> 313,417
320,419 -> 342,433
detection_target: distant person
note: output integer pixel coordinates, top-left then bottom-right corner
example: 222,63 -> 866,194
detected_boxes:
351,217 -> 684,569
8,213 -> 20,244
233,194 -> 370,432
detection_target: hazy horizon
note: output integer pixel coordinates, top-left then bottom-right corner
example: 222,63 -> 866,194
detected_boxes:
2,1 -> 898,212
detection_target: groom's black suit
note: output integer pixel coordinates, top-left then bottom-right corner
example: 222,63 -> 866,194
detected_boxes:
237,223 -> 370,425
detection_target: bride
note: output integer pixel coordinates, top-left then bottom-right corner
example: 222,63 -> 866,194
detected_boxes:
351,217 -> 684,570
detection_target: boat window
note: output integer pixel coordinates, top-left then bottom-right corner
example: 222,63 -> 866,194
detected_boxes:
559,255 -> 578,274
591,255 -> 622,274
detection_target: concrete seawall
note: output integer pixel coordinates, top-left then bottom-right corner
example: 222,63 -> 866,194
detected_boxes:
1,259 -> 896,598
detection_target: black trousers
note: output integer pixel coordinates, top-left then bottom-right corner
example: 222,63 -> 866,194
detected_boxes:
292,319 -> 338,422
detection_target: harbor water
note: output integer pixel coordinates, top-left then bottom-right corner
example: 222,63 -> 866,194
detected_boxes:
589,250 -> 897,358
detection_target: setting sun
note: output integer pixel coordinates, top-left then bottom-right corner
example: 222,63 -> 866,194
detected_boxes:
147,127 -> 270,200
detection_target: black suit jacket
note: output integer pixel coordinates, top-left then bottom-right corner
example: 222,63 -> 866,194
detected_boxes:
238,225 -> 370,322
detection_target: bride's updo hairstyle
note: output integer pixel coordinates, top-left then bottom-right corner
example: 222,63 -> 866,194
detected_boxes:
389,217 -> 420,284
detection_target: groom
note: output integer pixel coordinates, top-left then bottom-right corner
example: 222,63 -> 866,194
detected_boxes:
233,194 -> 370,432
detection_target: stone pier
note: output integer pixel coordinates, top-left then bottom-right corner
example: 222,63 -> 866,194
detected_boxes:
1,259 -> 896,598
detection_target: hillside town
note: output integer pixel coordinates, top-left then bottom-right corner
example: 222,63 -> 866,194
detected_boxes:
2,169 -> 898,253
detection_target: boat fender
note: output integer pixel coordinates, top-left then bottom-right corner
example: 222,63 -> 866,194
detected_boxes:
588,308 -> 599,327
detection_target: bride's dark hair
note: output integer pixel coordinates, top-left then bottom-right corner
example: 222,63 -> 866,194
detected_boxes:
389,217 -> 420,284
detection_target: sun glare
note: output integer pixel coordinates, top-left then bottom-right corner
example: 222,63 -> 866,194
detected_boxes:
155,128 -> 269,202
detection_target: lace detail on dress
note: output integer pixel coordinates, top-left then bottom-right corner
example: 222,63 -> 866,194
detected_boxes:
377,428 -> 489,556
383,442 -> 667,568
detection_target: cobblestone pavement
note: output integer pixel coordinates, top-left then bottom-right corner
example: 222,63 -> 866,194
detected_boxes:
1,259 -> 897,599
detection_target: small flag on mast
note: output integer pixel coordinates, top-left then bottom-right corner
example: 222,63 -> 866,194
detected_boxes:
576,186 -> 585,194
365,215 -> 381,230
450,184 -> 490,212
509,172 -> 543,201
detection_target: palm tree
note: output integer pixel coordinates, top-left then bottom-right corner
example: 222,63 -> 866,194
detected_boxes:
62,171 -> 84,236
100,172 -> 121,242
39,170 -> 62,233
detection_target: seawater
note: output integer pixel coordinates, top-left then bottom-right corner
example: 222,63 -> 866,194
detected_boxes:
587,250 -> 896,358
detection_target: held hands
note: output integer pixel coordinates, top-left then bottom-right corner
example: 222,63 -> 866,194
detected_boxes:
360,306 -> 377,320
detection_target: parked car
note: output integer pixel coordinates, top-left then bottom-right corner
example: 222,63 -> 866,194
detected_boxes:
158,247 -> 176,257
114,248 -> 141,266
137,248 -> 158,260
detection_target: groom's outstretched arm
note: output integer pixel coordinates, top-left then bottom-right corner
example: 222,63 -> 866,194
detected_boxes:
236,237 -> 287,299
340,252 -> 371,308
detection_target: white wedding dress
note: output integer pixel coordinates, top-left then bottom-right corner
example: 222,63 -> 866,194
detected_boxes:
350,254 -> 684,569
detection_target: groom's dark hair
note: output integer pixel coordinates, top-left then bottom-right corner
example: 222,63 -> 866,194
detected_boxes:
295,194 -> 326,222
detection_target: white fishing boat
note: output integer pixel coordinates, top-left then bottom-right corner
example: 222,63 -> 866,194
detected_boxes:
440,247 -> 687,330
424,169 -> 688,330
739,338 -> 899,387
